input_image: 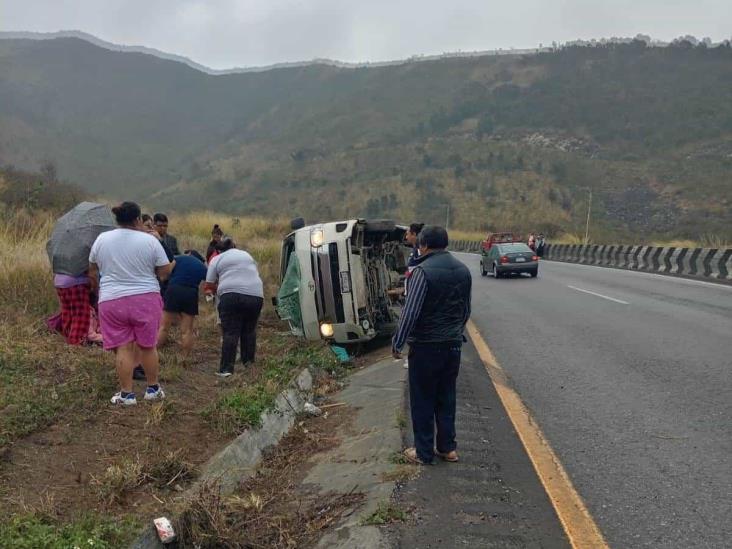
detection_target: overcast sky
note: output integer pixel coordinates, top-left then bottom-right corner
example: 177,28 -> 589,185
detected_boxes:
2,0 -> 731,69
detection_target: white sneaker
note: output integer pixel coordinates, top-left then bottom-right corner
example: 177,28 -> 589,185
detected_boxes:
144,386 -> 166,401
111,392 -> 137,406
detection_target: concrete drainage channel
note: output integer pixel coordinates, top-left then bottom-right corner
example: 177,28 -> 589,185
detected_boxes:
131,358 -> 408,548
449,240 -> 732,284
131,369 -> 314,548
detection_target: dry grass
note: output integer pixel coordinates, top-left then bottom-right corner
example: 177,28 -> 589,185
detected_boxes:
175,409 -> 364,548
0,207 -> 296,459
92,457 -> 145,506
449,229 -> 486,242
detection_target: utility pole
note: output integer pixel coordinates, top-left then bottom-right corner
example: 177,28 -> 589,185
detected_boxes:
584,188 -> 592,244
445,204 -> 450,231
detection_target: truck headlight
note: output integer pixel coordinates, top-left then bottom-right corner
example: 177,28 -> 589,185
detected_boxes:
310,228 -> 325,247
320,323 -> 334,338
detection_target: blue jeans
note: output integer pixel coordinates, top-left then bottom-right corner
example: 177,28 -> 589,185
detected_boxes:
408,343 -> 461,462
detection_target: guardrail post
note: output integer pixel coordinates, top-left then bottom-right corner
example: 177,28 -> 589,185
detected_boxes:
650,247 -> 664,272
668,248 -> 684,274
703,249 -> 720,279
717,249 -> 732,280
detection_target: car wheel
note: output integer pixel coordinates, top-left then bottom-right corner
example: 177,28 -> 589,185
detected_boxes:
493,262 -> 501,279
530,268 -> 538,278
480,261 -> 487,277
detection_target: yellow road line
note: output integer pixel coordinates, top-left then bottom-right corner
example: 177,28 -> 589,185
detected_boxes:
466,320 -> 610,549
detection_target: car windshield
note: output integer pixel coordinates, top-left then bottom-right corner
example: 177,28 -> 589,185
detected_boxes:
498,243 -> 532,253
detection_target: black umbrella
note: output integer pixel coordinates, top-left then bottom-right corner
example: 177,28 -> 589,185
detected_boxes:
46,202 -> 117,276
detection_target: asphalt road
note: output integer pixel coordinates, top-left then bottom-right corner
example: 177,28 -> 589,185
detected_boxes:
390,342 -> 571,549
458,253 -> 732,549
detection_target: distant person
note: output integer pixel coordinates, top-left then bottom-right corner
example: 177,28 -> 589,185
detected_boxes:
528,232 -> 537,252
392,226 -> 472,465
52,270 -> 93,345
536,234 -> 546,257
143,214 -> 175,263
405,223 -> 425,273
131,214 -> 177,380
205,237 -> 264,377
206,224 -> 224,263
89,201 -> 172,405
158,250 -> 208,355
154,212 -> 180,255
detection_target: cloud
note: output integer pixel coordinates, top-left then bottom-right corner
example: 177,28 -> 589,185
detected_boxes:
1,0 -> 730,69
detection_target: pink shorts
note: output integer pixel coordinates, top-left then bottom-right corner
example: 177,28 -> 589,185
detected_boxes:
98,292 -> 163,350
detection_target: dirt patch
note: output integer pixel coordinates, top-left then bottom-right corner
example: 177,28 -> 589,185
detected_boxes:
175,405 -> 365,548
0,312 -> 323,524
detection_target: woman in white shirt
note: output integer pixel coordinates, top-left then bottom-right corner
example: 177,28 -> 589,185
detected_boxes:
205,238 -> 264,377
89,201 -> 172,405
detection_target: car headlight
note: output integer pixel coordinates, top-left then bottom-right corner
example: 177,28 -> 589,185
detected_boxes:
320,323 -> 334,338
310,228 -> 325,247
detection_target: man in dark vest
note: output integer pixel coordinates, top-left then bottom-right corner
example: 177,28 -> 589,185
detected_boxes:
392,225 -> 472,465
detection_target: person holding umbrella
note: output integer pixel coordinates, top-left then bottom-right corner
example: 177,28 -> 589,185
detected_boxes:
46,202 -> 117,345
89,201 -> 172,405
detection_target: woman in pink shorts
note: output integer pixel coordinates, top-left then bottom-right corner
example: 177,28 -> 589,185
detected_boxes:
89,201 -> 173,405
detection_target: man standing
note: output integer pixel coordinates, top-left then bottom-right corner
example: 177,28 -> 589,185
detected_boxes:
153,212 -> 180,255
392,226 -> 472,465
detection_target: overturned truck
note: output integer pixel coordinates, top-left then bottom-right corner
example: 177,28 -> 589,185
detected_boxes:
274,219 -> 409,344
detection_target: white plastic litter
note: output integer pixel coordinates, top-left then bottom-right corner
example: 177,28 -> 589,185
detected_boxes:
154,517 -> 176,544
303,402 -> 322,416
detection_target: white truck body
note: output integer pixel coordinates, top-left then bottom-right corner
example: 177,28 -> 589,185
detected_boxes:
275,219 -> 408,344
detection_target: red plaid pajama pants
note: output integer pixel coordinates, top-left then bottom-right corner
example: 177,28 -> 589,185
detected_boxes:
56,284 -> 91,345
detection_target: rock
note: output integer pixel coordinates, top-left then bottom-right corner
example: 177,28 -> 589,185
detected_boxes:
304,402 -> 322,416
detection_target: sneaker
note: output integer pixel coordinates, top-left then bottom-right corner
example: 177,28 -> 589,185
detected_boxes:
216,371 -> 233,378
132,365 -> 146,380
144,385 -> 166,401
111,392 -> 137,406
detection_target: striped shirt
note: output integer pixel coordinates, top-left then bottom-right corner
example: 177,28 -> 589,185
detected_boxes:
392,267 -> 428,353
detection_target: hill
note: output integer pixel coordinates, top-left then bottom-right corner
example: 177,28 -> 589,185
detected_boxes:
1,35 -> 731,242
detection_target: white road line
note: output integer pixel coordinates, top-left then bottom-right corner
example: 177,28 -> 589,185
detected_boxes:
567,285 -> 629,305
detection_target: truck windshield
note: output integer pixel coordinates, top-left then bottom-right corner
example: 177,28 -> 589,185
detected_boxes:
276,253 -> 303,335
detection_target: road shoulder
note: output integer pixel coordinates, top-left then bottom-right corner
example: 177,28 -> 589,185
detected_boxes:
309,355 -> 407,548
387,341 -> 571,548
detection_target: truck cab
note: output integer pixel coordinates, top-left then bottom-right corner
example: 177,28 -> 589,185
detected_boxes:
275,219 -> 409,344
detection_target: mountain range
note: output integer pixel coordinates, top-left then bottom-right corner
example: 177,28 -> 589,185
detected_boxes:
1,33 -> 731,241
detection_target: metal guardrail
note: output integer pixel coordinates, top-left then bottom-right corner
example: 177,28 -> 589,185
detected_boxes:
448,240 -> 732,283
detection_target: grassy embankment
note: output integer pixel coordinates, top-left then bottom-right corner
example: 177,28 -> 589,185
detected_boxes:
0,210 -> 341,546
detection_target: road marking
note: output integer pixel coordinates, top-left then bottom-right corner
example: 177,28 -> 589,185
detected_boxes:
467,320 -> 610,549
567,285 -> 629,305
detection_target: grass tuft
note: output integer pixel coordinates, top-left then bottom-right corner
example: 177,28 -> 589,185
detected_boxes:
202,382 -> 279,434
91,457 -> 144,506
361,501 -> 408,525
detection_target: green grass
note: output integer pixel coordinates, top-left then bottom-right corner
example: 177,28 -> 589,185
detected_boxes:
201,340 -> 338,435
361,501 -> 408,526
0,347 -> 117,450
202,382 -> 279,434
0,513 -> 137,549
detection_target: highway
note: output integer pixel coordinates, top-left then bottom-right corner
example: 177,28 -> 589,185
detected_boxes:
458,254 -> 732,548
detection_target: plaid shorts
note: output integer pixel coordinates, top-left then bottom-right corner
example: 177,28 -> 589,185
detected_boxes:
56,284 -> 91,345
